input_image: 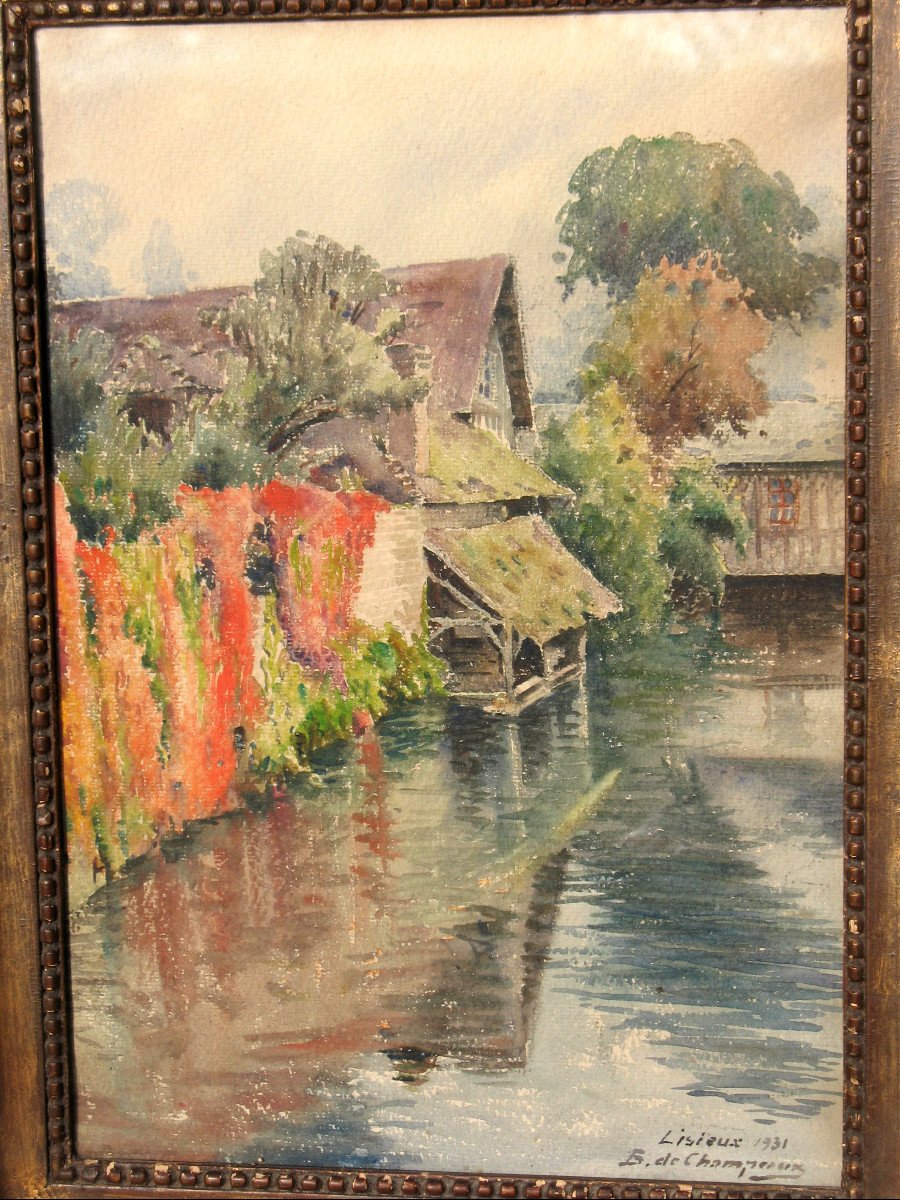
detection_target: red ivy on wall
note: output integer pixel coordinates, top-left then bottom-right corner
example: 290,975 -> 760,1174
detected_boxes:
54,478 -> 390,867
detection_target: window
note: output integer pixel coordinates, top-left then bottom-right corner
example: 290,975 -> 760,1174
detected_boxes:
479,352 -> 494,402
768,476 -> 799,526
472,328 -> 514,445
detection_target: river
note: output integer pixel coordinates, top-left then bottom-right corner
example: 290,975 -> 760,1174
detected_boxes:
69,579 -> 844,1187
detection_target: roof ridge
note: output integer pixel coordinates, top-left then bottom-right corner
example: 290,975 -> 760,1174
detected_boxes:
384,252 -> 510,275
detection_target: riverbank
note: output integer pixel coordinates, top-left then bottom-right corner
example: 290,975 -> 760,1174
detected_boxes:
69,581 -> 843,1184
56,479 -> 444,909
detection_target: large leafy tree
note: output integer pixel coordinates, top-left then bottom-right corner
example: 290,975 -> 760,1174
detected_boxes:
216,232 -> 427,462
557,134 -> 839,322
542,378 -> 750,630
591,257 -> 772,457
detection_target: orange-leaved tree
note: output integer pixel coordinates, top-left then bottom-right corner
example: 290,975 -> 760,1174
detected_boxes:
590,257 -> 772,459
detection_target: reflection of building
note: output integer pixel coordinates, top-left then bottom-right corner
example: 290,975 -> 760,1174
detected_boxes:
686,401 -> 843,577
55,255 -> 620,713
717,575 -> 844,686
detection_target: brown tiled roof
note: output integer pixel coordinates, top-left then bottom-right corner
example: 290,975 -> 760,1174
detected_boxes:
50,257 -> 536,483
370,255 -> 531,426
300,415 -> 421,505
53,287 -> 245,396
52,258 -> 532,419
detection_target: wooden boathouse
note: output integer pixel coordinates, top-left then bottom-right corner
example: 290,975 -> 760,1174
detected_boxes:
686,400 -> 844,578
425,516 -> 619,713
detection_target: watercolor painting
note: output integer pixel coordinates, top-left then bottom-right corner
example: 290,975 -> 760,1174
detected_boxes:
38,11 -> 846,1188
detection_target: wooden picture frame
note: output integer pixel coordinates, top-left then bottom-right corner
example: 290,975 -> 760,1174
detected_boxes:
0,1 -> 897,1197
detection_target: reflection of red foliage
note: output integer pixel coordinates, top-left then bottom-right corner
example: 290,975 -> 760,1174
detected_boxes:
352,729 -> 395,912
254,480 -> 388,690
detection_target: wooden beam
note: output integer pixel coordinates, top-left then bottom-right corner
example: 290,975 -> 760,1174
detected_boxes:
428,617 -> 504,652
426,568 -> 499,625
501,619 -> 514,698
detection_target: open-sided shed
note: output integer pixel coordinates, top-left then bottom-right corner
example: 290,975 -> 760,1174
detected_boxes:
425,516 -> 620,713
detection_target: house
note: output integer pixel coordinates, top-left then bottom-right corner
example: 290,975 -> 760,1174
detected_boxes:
424,516 -> 617,712
53,286 -> 240,434
685,400 -> 844,577
353,256 -> 620,710
53,255 -> 620,712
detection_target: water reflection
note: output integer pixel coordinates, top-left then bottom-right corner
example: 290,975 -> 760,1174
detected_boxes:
70,581 -> 843,1179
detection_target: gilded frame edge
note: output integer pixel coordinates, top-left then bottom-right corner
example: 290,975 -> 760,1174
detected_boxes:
0,1 -> 896,1197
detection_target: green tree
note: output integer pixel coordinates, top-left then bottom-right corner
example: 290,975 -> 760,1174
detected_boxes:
542,379 -> 670,639
557,134 -> 839,322
57,390 -> 191,543
48,327 -> 114,453
181,357 -> 274,490
659,458 -> 749,609
216,232 -> 427,462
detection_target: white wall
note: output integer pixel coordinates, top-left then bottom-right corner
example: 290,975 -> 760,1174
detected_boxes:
355,507 -> 428,637
471,324 -> 515,447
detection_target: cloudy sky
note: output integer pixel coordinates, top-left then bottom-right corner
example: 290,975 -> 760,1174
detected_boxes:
35,10 -> 846,395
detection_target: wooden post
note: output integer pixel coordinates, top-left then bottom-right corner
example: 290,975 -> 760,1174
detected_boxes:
501,620 -> 514,698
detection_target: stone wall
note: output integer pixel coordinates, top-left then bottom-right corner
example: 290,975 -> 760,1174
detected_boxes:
355,507 -> 428,637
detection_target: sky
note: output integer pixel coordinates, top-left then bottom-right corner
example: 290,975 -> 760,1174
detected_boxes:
34,10 -> 846,395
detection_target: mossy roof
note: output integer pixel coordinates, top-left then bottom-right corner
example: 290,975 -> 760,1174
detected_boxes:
425,516 -> 620,643
421,422 -> 569,505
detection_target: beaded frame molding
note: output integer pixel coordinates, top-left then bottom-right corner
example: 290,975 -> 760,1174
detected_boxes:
0,1 -> 897,1198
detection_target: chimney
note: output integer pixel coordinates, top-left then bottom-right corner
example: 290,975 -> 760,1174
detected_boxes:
385,342 -> 432,477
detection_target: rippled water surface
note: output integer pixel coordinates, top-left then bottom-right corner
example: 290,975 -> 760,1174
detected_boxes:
70,581 -> 844,1186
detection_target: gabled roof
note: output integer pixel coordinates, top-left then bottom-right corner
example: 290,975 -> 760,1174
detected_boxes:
51,257 -> 534,426
300,415 -> 421,505
426,516 -> 620,643
50,258 -> 540,495
53,287 -> 243,397
373,255 -> 533,427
